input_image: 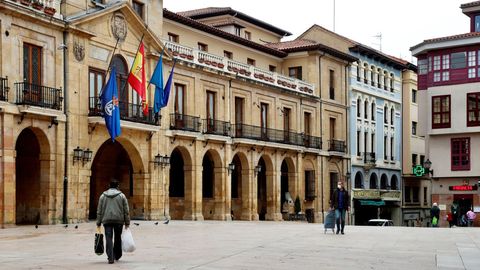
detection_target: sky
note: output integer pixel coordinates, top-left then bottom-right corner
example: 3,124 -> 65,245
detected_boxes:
163,0 -> 471,63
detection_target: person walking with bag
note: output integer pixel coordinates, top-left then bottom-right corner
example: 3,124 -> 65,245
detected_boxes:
330,181 -> 350,235
430,202 -> 440,227
97,179 -> 130,264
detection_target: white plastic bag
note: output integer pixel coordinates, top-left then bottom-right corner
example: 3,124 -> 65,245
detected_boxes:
121,227 -> 136,252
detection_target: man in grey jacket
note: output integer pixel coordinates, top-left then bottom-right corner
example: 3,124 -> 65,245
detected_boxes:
96,179 -> 130,264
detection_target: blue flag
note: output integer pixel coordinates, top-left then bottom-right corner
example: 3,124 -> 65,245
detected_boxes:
162,60 -> 177,107
151,52 -> 164,114
100,67 -> 121,141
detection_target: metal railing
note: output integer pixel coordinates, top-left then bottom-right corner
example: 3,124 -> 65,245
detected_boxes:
328,139 -> 346,152
88,97 -> 158,125
364,152 -> 376,164
203,119 -> 230,136
15,82 -> 62,110
170,113 -> 201,132
0,77 -> 8,101
303,134 -> 322,149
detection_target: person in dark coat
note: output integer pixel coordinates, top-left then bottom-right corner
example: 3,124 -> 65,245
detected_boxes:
330,181 -> 350,234
430,202 -> 440,227
97,179 -> 130,264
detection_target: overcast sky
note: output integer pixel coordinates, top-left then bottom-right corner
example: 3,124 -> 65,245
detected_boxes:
163,0 -> 471,62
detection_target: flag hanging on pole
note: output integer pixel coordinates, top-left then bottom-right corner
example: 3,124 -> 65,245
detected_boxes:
100,67 -> 121,141
127,42 -> 148,115
151,52 -> 164,114
162,60 -> 177,107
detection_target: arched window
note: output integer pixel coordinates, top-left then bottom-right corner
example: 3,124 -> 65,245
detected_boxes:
377,68 -> 382,88
364,64 -> 368,84
384,105 -> 388,124
390,107 -> 394,124
112,55 -> 129,105
383,71 -> 388,90
354,172 -> 363,188
390,73 -> 394,92
371,65 -> 375,86
391,175 -> 399,190
357,98 -> 361,117
380,174 -> 388,189
369,173 -> 378,189
364,100 -> 368,119
356,61 -> 361,81
371,102 -> 376,121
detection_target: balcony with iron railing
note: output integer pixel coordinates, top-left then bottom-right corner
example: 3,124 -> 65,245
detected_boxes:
328,139 -> 346,153
15,82 -> 62,110
0,77 -> 9,102
88,97 -> 158,125
162,40 -> 315,96
363,152 -> 376,165
202,119 -> 231,136
9,0 -> 62,18
232,123 -> 322,149
170,113 -> 201,132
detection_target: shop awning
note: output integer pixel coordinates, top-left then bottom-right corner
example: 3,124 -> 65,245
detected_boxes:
359,200 -> 385,206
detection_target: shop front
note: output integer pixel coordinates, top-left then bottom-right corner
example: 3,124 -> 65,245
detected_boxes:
432,178 -> 480,227
352,189 -> 401,225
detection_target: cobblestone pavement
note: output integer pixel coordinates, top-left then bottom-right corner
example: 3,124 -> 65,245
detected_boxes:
0,221 -> 479,270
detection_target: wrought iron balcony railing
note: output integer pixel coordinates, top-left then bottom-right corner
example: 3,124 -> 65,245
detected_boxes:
88,97 -> 158,125
232,123 -> 322,149
170,113 -> 201,132
0,77 -> 9,102
328,139 -> 346,152
203,119 -> 231,136
15,82 -> 62,110
364,152 -> 376,164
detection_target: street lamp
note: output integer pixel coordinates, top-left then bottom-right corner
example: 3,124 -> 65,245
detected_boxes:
153,154 -> 162,167
82,148 -> 93,165
162,155 -> 170,167
423,159 -> 433,176
227,163 -> 235,175
254,165 -> 262,175
73,146 -> 83,164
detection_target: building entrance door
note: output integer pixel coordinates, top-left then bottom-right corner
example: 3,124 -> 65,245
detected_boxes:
453,194 -> 473,226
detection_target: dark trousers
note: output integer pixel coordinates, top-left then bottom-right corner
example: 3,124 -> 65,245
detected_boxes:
104,224 -> 123,261
335,209 -> 346,232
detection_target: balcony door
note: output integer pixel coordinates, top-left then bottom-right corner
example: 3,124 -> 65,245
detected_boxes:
304,112 -> 311,146
283,108 -> 291,142
23,43 -> 42,103
112,55 -> 128,116
260,103 -> 268,139
235,97 -> 244,136
206,91 -> 216,132
174,84 -> 185,128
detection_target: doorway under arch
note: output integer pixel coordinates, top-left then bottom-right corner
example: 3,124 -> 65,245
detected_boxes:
231,153 -> 249,220
257,157 -> 267,220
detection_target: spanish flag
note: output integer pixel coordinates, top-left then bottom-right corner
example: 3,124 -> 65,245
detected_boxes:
127,42 -> 148,115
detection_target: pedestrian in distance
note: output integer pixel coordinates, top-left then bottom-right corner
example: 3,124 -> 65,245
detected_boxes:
466,208 -> 476,227
330,181 -> 350,235
96,179 -> 130,264
430,202 -> 440,227
446,212 -> 454,228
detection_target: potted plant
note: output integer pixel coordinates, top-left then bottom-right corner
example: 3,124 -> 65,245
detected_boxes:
32,0 -> 44,10
20,0 -> 31,6
44,6 -> 56,16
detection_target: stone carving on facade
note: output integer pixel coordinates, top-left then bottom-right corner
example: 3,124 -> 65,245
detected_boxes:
111,12 -> 127,41
73,40 -> 85,62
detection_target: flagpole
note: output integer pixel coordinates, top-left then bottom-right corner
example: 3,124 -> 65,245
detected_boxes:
98,38 -> 120,98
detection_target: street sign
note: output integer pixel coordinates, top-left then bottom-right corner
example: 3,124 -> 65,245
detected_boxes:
413,165 -> 425,177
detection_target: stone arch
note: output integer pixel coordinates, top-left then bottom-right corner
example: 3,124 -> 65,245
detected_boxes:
280,157 -> 296,213
391,175 -> 399,190
202,148 -> 224,220
354,171 -> 363,189
369,172 -> 378,189
15,127 -> 52,224
89,138 -> 145,220
168,146 -> 194,220
380,174 -> 388,190
231,151 -> 250,220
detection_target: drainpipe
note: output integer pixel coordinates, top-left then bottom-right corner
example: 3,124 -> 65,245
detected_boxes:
62,30 -> 69,224
318,52 -> 325,219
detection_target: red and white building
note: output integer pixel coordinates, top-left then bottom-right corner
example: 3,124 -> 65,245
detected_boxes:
411,1 -> 480,227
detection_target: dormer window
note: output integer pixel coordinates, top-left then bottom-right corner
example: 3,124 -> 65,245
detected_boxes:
476,15 -> 480,32
234,26 -> 241,36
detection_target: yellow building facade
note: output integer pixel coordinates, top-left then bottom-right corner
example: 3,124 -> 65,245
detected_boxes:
0,0 -> 355,226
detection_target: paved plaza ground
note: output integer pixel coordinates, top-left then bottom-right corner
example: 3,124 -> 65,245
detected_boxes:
0,221 -> 479,270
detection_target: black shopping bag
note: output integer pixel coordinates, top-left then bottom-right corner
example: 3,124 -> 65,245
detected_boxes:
94,233 -> 104,255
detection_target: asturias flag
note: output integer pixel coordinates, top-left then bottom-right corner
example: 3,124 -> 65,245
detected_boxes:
127,42 -> 148,115
151,52 -> 164,114
100,67 -> 121,141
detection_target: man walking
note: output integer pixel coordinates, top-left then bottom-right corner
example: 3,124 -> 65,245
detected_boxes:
430,202 -> 440,227
331,181 -> 349,234
97,179 -> 130,264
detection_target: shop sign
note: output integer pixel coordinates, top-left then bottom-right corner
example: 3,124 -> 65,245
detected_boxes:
412,165 -> 426,177
352,189 -> 380,199
381,191 -> 401,201
449,185 -> 478,191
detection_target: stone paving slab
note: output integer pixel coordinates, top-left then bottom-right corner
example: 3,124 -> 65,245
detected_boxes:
0,221 -> 479,269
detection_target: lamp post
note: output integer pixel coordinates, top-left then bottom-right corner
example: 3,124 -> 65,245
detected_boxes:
73,146 -> 83,164
423,159 -> 433,176
227,163 -> 235,175
254,165 -> 262,175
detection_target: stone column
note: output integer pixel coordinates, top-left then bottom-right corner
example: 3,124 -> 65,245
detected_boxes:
0,113 -> 15,226
240,168 -> 253,220
193,163 -> 204,221
183,164 -> 196,220
213,167 -> 228,220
